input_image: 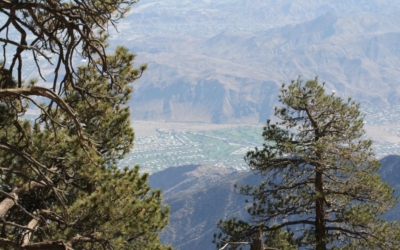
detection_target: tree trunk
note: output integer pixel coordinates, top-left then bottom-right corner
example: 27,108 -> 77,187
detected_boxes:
315,168 -> 326,250
251,229 -> 264,250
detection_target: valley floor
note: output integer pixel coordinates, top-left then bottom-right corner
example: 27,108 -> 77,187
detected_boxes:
121,119 -> 400,173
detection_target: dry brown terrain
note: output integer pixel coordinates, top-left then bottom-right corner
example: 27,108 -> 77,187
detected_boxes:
131,120 -> 261,137
365,125 -> 400,143
125,9 -> 400,124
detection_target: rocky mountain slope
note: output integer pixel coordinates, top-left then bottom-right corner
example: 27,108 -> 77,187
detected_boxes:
149,155 -> 400,250
114,1 -> 400,123
149,165 -> 256,250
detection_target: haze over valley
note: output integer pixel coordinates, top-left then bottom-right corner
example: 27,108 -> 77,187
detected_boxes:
108,0 -> 400,125
15,0 -> 400,166
4,0 -> 400,249
100,0 -> 400,170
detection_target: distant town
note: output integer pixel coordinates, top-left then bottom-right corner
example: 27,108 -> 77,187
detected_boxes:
362,104 -> 400,158
120,105 -> 400,173
119,126 -> 263,173
9,43 -> 400,173
363,104 -> 400,126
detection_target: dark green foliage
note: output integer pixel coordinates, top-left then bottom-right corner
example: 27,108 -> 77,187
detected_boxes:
214,77 -> 400,249
0,0 -> 171,249
213,218 -> 296,250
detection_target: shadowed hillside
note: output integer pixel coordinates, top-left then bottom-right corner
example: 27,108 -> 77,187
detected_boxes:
150,155 -> 400,250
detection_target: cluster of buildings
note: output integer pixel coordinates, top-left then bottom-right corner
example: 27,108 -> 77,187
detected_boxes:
362,105 -> 400,126
119,105 -> 400,173
119,129 -> 257,173
373,142 -> 400,159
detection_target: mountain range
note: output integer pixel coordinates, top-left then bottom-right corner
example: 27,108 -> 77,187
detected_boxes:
110,0 -> 400,123
149,155 -> 400,250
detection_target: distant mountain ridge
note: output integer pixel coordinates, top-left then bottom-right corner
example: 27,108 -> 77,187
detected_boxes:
122,1 -> 400,123
150,155 -> 400,250
126,0 -> 400,29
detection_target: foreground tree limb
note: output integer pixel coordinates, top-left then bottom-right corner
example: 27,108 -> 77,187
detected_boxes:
0,0 -> 171,249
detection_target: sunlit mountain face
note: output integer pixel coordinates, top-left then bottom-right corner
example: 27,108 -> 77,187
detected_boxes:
105,1 -> 400,124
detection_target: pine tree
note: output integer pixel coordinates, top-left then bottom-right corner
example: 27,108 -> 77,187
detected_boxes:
0,1 -> 171,249
214,77 -> 400,249
213,218 -> 296,250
